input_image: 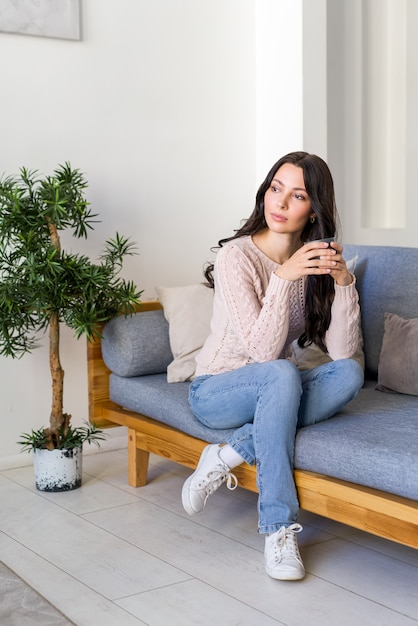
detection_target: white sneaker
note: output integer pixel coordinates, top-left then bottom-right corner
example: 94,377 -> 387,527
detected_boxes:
182,444 -> 238,515
265,523 -> 305,581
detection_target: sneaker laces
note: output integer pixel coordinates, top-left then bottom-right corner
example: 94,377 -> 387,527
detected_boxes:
196,462 -> 238,504
272,523 -> 303,564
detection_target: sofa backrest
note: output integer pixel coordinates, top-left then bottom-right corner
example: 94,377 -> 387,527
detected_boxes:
344,244 -> 418,377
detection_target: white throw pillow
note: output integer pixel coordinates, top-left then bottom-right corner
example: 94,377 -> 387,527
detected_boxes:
155,284 -> 214,383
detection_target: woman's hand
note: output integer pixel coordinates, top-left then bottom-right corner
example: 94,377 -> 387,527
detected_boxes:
275,241 -> 353,285
327,242 -> 353,285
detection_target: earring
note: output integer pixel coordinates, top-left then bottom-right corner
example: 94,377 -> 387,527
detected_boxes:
310,215 -> 316,224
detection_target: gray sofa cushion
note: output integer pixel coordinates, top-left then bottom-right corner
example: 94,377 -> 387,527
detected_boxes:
102,310 -> 173,377
110,375 -> 418,500
376,312 -> 418,396
295,381 -> 418,500
344,245 -> 418,377
109,373 -> 236,443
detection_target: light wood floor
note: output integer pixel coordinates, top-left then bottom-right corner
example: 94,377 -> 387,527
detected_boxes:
1,444 -> 418,626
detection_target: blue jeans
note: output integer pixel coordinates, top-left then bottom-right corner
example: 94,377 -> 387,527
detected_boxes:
188,359 -> 364,534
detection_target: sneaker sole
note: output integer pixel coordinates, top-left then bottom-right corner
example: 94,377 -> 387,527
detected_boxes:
265,565 -> 305,581
181,444 -> 213,515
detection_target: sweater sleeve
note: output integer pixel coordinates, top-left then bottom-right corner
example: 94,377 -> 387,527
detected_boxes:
216,244 -> 294,362
325,276 -> 361,360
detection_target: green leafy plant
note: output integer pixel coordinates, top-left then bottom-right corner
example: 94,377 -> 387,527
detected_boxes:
0,163 -> 142,450
17,422 -> 107,452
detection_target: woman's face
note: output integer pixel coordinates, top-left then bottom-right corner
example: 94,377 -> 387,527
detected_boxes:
263,163 -> 315,237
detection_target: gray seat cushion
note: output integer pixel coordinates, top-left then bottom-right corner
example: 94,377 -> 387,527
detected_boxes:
295,381 -> 418,500
110,375 -> 418,500
109,373 -> 237,443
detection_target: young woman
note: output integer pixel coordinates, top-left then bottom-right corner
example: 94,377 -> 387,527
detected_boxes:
181,151 -> 364,581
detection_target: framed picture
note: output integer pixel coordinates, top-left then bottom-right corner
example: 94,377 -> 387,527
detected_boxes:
0,0 -> 81,40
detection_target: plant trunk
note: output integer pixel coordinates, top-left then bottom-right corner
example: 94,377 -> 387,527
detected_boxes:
49,310 -> 66,437
46,219 -> 70,447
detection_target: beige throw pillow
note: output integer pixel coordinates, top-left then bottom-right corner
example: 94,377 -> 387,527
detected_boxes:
376,313 -> 418,396
155,284 -> 214,383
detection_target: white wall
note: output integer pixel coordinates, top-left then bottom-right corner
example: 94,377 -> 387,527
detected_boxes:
255,0 -> 303,178
0,0 -> 304,460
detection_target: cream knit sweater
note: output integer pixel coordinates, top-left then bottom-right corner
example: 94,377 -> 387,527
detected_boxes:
195,236 -> 360,377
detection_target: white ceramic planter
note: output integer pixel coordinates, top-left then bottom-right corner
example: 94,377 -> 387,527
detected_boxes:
33,447 -> 83,492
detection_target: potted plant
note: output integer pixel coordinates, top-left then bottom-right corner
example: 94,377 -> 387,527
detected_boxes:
0,163 -> 142,491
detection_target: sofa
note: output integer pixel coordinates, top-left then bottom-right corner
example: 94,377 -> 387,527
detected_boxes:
87,245 -> 418,549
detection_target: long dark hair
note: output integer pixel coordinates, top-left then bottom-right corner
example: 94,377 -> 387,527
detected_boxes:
204,151 -> 340,352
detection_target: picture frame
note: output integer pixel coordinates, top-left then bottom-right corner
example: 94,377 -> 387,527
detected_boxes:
0,0 -> 81,41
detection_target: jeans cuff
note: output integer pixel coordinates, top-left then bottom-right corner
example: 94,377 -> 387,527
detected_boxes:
225,438 -> 254,466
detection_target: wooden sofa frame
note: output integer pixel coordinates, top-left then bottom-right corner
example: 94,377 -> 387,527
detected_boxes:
87,302 -> 418,550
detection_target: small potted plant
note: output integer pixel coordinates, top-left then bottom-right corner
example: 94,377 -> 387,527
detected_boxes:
0,163 -> 142,491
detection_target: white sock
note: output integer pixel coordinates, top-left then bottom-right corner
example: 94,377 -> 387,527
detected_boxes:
218,444 -> 244,469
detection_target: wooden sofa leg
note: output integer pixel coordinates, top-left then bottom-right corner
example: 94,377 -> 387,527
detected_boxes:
128,428 -> 150,487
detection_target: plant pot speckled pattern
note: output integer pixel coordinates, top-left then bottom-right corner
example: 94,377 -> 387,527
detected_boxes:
33,447 -> 82,492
